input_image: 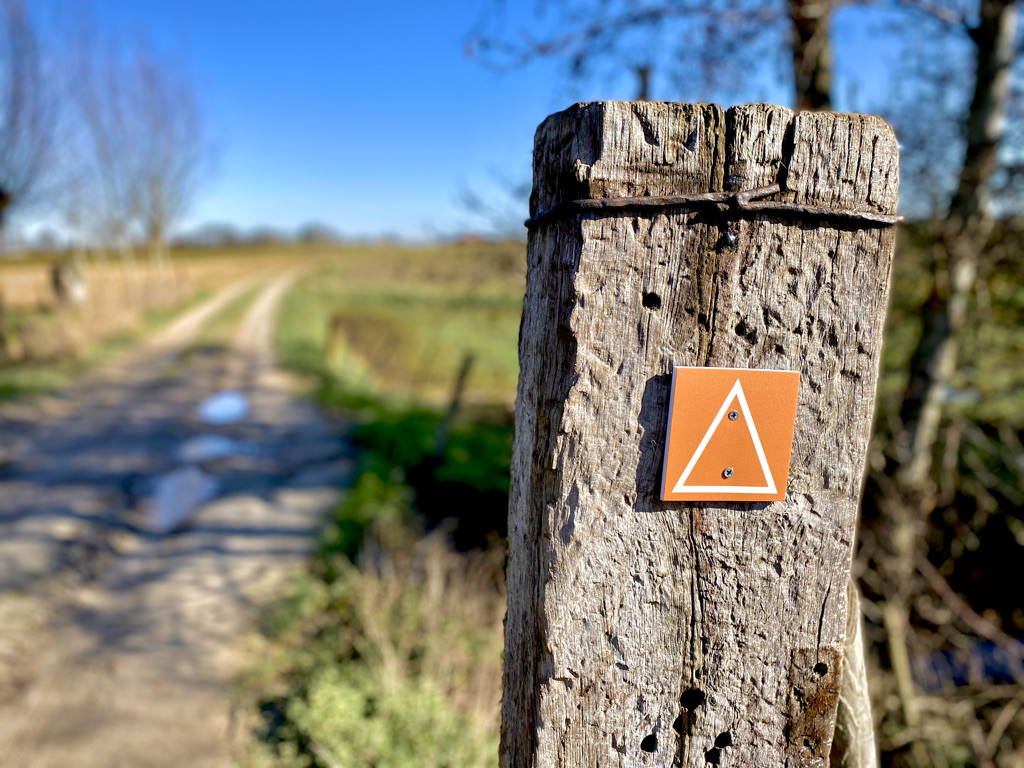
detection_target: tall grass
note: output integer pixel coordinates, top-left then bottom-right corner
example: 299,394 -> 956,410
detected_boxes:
242,530 -> 504,768
237,397 -> 512,766
0,289 -> 212,402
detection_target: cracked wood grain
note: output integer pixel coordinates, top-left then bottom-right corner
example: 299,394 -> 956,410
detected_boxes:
502,102 -> 898,768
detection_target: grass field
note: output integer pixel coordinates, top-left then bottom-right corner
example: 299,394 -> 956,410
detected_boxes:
275,241 -> 525,407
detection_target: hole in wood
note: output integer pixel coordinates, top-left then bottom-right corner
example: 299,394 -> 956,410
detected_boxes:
715,731 -> 733,748
672,715 -> 684,735
642,291 -> 661,310
705,747 -> 722,764
734,318 -> 759,344
813,662 -> 828,676
640,733 -> 658,752
679,688 -> 705,710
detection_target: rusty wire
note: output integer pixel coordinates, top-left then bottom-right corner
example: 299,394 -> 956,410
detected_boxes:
524,183 -> 904,228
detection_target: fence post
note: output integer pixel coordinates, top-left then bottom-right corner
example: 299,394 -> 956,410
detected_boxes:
502,102 -> 899,767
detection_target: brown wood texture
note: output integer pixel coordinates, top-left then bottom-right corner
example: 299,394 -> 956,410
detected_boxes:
503,102 -> 898,768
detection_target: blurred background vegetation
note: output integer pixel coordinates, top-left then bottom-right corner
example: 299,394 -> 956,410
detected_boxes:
0,0 -> 1022,765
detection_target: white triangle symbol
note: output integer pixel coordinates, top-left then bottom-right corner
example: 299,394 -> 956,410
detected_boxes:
672,379 -> 777,494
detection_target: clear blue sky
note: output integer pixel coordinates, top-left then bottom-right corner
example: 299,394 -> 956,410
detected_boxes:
31,1 -> 908,241
45,0 -> 579,240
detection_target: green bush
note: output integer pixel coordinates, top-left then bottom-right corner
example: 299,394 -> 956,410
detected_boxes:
243,533 -> 504,768
286,659 -> 496,768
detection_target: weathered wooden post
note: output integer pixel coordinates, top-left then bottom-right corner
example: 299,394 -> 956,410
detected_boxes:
503,103 -> 899,767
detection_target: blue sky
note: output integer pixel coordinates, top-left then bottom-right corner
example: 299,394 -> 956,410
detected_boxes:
28,1 -> 911,241
41,0 -> 576,240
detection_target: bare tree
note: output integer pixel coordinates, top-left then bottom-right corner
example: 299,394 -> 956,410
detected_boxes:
0,0 -> 56,233
131,44 -> 210,279
899,0 -> 1017,489
75,31 -> 212,299
467,0 -> 821,108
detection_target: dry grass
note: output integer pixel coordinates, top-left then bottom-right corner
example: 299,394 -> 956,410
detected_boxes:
239,528 -> 506,768
346,530 -> 506,728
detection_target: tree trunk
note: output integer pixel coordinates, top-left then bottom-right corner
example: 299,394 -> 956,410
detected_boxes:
503,102 -> 898,767
878,0 -> 1016,752
898,0 -> 1016,491
789,0 -> 833,110
147,220 -> 171,305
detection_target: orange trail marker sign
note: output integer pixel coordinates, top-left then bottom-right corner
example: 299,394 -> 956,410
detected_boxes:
661,367 -> 800,502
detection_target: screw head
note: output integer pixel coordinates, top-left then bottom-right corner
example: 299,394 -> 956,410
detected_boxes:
728,410 -> 739,421
723,467 -> 734,479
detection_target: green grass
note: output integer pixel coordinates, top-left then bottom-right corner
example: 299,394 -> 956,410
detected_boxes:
237,381 -> 510,768
0,368 -> 68,401
275,242 -> 525,407
239,529 -> 504,768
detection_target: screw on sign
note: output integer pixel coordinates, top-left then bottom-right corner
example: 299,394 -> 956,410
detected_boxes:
504,102 -> 898,768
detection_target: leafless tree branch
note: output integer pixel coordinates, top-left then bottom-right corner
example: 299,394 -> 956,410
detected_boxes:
0,0 -> 57,229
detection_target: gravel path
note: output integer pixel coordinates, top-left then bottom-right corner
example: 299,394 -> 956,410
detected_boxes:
0,268 -> 351,767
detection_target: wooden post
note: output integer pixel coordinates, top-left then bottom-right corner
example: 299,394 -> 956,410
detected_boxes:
503,102 -> 898,767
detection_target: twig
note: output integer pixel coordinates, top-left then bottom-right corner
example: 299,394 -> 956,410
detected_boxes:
893,0 -> 969,26
962,703 -> 996,768
986,694 -> 1024,754
916,554 -> 1024,657
882,600 -> 921,728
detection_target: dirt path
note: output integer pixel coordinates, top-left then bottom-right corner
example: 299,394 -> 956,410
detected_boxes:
0,269 -> 351,767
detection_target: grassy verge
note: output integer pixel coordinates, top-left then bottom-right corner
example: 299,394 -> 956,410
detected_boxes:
238,497 -> 505,768
0,290 -> 212,402
236,390 -> 510,768
275,241 -> 524,406
236,242 -> 523,767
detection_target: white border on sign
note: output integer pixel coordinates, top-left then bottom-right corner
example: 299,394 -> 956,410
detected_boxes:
671,379 -> 777,494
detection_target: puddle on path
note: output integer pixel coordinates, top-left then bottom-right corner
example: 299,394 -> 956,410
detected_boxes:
149,466 -> 219,533
197,389 -> 249,425
149,390 -> 259,532
177,434 -> 260,463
